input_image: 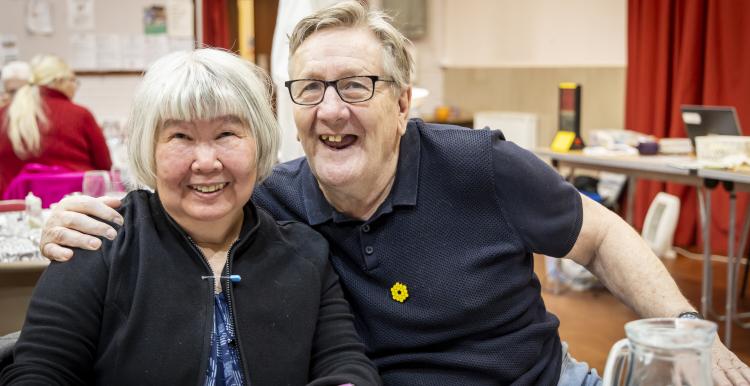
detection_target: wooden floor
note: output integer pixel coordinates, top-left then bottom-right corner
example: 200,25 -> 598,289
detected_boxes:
535,253 -> 750,372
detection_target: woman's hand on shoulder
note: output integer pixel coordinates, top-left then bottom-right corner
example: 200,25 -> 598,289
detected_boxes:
41,195 -> 123,261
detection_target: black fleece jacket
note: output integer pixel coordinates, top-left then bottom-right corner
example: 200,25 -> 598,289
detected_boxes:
1,190 -> 380,386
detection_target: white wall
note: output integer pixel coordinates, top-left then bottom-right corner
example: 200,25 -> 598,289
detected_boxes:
441,0 -> 627,67
406,0 -> 626,117
5,1 -> 628,125
409,0 -> 445,117
74,75 -> 141,124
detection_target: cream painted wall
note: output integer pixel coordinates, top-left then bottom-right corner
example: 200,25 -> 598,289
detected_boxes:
406,0 -> 627,121
404,0 -> 629,145
4,1 -> 628,136
441,0 -> 627,67
74,75 -> 141,124
409,0 -> 445,117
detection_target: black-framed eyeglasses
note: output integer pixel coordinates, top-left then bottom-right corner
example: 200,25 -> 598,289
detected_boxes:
284,75 -> 395,106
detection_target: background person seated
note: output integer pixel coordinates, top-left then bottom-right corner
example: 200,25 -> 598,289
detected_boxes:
0,55 -> 111,197
0,61 -> 32,108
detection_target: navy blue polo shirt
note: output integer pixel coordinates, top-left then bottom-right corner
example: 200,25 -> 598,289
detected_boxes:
253,119 -> 583,385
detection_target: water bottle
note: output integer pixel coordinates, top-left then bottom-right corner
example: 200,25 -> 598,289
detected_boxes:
25,192 -> 43,229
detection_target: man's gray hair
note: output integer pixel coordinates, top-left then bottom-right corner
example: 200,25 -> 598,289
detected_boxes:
127,48 -> 279,189
288,1 -> 414,89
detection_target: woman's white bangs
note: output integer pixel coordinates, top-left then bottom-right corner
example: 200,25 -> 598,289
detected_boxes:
153,62 -> 248,125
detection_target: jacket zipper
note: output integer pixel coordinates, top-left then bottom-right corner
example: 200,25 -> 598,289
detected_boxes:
184,235 -> 216,386
223,241 -> 252,384
184,235 -> 248,385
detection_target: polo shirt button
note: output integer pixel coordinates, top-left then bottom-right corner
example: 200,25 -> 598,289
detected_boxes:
365,246 -> 374,255
361,224 -> 371,232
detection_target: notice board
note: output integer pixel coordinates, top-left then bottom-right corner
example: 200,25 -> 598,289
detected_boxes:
0,0 -> 195,73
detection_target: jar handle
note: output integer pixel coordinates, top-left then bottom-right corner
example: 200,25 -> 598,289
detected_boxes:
602,338 -> 631,386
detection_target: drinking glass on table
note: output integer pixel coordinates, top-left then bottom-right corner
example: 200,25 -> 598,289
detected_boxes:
106,166 -> 128,199
82,170 -> 111,197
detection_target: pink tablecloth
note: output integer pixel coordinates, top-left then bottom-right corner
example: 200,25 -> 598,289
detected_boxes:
2,164 -> 84,208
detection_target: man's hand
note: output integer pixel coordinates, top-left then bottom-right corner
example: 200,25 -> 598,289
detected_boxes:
713,338 -> 750,385
41,195 -> 123,261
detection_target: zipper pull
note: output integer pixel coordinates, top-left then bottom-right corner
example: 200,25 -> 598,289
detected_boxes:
201,274 -> 242,283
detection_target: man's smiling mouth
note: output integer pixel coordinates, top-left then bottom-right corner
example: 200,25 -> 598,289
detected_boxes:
320,134 -> 357,149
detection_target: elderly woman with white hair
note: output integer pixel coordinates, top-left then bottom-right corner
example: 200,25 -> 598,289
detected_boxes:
0,48 -> 380,386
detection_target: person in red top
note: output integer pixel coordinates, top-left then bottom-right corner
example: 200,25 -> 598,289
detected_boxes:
0,54 -> 112,196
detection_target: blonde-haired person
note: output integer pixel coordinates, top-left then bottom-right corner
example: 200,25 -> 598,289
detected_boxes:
0,48 -> 380,386
0,61 -> 32,107
0,55 -> 111,196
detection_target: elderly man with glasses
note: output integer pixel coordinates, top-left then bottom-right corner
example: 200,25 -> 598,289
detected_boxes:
39,2 -> 750,385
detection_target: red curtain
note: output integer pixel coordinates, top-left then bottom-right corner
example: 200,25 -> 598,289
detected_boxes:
202,0 -> 232,49
626,0 -> 750,255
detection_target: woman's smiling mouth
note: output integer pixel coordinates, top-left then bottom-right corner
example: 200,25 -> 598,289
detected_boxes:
189,183 -> 228,193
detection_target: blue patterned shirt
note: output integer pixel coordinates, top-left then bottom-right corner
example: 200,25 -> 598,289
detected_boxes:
205,292 -> 245,386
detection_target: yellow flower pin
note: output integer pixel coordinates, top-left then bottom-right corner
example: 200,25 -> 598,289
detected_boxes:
390,282 -> 409,303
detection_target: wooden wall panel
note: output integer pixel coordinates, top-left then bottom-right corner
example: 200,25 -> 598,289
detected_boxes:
443,66 -> 626,147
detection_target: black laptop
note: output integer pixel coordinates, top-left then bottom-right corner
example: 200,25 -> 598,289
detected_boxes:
681,105 -> 742,148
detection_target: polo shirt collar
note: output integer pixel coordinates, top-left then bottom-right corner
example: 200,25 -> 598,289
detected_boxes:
301,119 -> 422,225
389,119 -> 420,207
300,162 -> 331,225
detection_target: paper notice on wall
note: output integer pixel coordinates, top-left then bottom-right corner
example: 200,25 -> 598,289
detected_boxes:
144,35 -> 170,66
121,35 -> 146,70
144,5 -> 167,35
169,36 -> 194,52
26,0 -> 54,35
67,0 -> 95,31
167,0 -> 194,38
97,34 -> 122,70
70,33 -> 97,70
0,34 -> 21,64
